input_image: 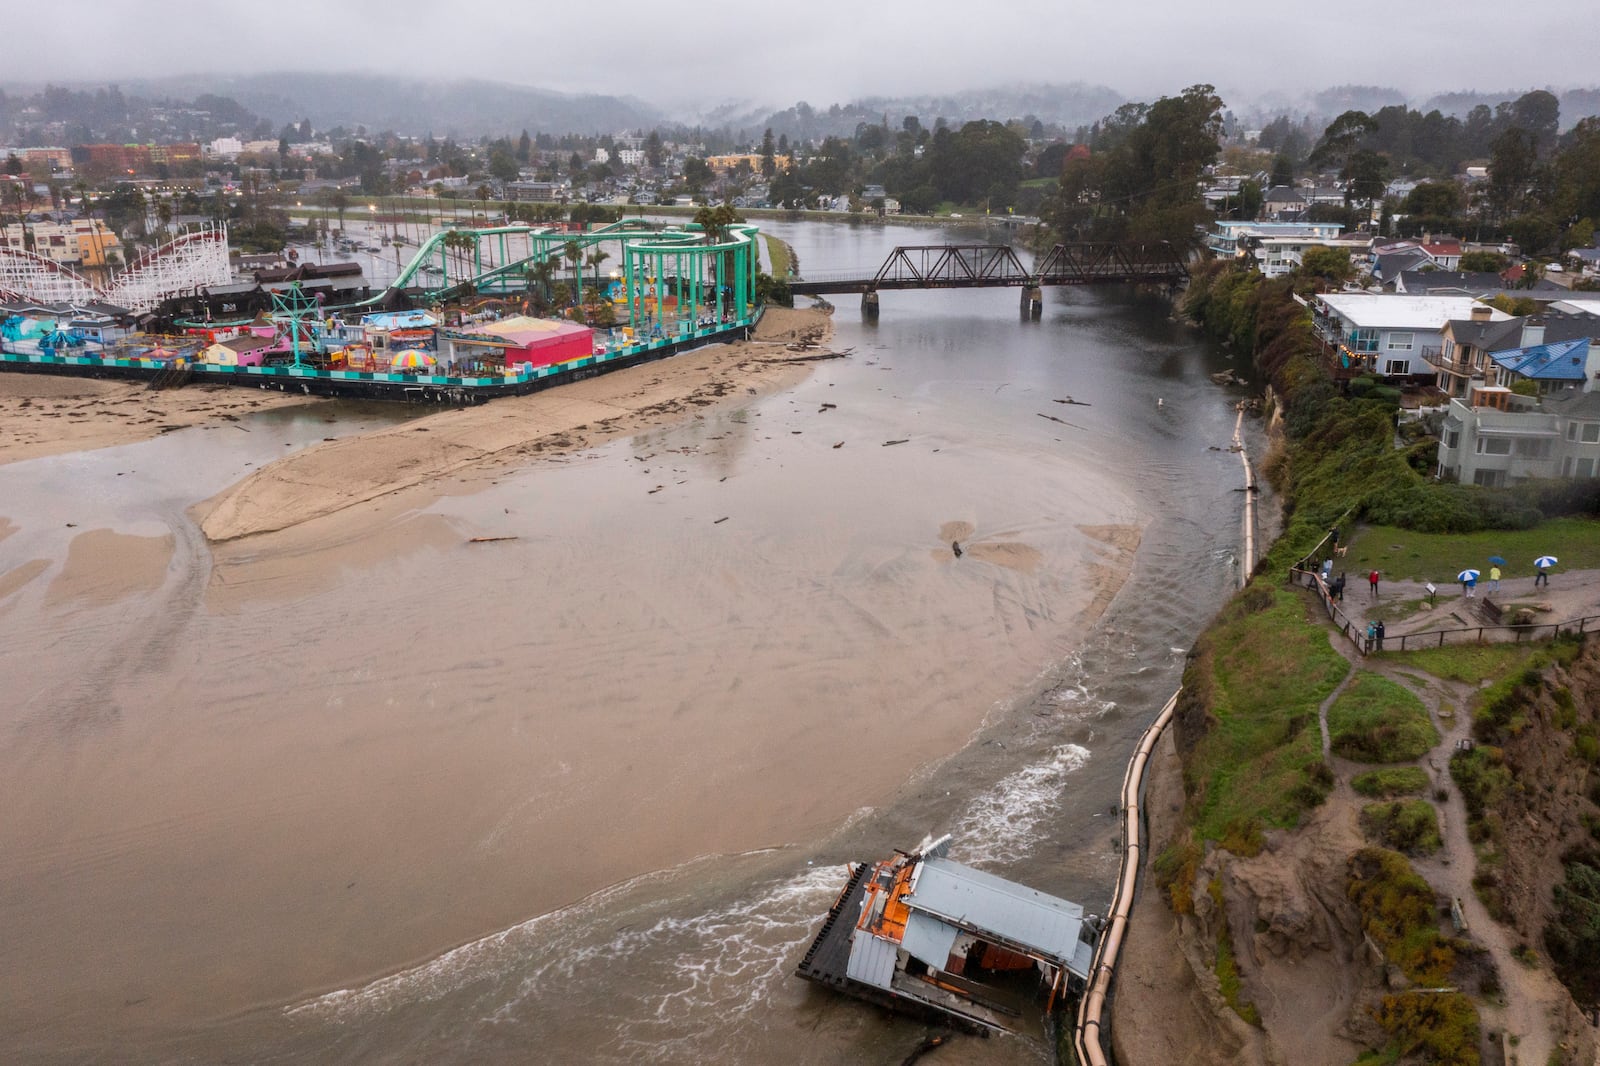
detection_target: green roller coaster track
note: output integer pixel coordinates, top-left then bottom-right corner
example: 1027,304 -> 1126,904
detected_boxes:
175,218 -> 763,332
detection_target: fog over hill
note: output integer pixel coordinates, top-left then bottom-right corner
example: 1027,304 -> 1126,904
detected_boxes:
4,72 -> 1600,144
116,73 -> 663,139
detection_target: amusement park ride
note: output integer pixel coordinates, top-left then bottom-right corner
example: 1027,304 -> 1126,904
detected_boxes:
0,215 -> 765,333
0,222 -> 233,313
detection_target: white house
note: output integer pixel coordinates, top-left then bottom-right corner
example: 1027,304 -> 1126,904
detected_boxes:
1206,220 -> 1351,277
1313,294 -> 1512,379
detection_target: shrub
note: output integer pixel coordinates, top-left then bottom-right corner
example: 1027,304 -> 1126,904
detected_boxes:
1348,847 -> 1456,985
1574,724 -> 1599,766
1450,746 -> 1512,843
1361,801 -> 1443,855
1154,836 -> 1202,915
1545,853 -> 1600,1003
1374,991 -> 1481,1066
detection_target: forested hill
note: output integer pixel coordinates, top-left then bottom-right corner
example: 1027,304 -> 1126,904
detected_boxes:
14,74 -> 662,139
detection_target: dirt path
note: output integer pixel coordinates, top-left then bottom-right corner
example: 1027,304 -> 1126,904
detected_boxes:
1302,620 -> 1579,1064
1358,659 -> 1575,1066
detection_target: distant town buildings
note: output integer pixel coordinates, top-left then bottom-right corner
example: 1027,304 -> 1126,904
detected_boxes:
1,219 -> 120,267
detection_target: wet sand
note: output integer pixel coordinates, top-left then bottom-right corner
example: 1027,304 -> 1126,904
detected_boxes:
46,529 -> 175,606
0,374 -> 324,466
196,307 -> 834,542
0,304 -> 1154,1050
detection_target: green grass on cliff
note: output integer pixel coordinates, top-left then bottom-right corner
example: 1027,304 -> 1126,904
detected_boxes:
1182,585 -> 1348,845
1327,672 -> 1439,763
1352,767 -> 1430,797
1393,642 -> 1547,685
1343,517 -> 1600,586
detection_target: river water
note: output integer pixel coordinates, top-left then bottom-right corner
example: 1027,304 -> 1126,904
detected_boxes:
0,219 -> 1265,1064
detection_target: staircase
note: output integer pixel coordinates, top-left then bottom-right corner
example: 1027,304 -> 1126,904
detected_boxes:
147,361 -> 194,391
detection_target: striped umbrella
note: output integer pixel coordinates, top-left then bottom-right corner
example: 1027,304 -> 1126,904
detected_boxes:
1456,569 -> 1480,583
390,350 -> 437,371
1534,556 -> 1557,569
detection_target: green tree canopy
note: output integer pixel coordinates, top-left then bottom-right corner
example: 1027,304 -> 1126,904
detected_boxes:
1297,246 -> 1355,289
1402,181 -> 1464,218
1047,84 -> 1224,248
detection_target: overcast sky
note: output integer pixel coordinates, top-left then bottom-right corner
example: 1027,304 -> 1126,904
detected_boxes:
7,1 -> 1597,111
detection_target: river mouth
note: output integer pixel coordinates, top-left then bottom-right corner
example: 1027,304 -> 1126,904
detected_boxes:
0,221 -> 1268,1064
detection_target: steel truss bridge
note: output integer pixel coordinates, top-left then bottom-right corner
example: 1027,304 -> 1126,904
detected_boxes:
787,242 -> 1188,297
0,223 -> 232,314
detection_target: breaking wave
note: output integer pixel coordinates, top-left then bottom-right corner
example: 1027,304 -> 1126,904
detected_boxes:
947,743 -> 1091,866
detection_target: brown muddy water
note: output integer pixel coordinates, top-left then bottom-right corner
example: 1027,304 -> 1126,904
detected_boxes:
0,221 -> 1269,1064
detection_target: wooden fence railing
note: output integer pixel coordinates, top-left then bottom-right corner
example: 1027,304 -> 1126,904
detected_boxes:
1289,565 -> 1596,655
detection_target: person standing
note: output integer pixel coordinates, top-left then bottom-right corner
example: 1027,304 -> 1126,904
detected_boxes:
1369,569 -> 1380,599
1463,573 -> 1477,598
1536,560 -> 1551,587
1375,620 -> 1385,651
1365,621 -> 1377,654
1489,565 -> 1501,593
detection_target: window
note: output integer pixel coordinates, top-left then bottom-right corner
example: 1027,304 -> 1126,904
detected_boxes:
1387,331 -> 1414,351
1515,438 -> 1552,458
1563,457 -> 1574,476
1473,468 -> 1505,487
1476,436 -> 1512,455
1570,423 -> 1580,441
1385,358 -> 1410,376
1580,458 -> 1597,478
1584,424 -> 1600,444
1443,428 -> 1460,449
1443,339 -> 1455,358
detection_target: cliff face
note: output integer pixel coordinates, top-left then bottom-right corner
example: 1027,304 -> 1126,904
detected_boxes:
1113,635 -> 1600,1066
1464,638 -> 1600,1005
1107,263 -> 1600,1065
1115,750 -> 1392,1065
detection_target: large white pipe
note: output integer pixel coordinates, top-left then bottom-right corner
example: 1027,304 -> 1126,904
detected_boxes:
1074,689 -> 1180,1065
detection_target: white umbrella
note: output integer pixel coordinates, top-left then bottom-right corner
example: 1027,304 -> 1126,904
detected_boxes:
1534,556 -> 1557,569
1456,569 -> 1480,582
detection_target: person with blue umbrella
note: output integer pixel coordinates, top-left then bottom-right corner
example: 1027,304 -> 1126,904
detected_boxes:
1457,568 -> 1479,597
1487,555 -> 1505,593
1534,555 -> 1557,587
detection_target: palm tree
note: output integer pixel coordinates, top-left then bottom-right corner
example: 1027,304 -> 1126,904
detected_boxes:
586,247 -> 611,295
441,230 -> 476,285
563,240 -> 583,304
524,258 -> 556,312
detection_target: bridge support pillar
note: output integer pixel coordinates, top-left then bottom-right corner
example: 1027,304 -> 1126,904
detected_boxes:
860,290 -> 879,317
1021,285 -> 1043,318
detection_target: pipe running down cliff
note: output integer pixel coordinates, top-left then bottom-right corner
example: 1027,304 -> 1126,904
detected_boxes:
1071,688 -> 1179,1066
1072,408 -> 1259,1061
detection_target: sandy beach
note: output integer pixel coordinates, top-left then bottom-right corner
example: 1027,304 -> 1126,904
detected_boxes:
0,374 -> 325,466
195,308 -> 834,542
